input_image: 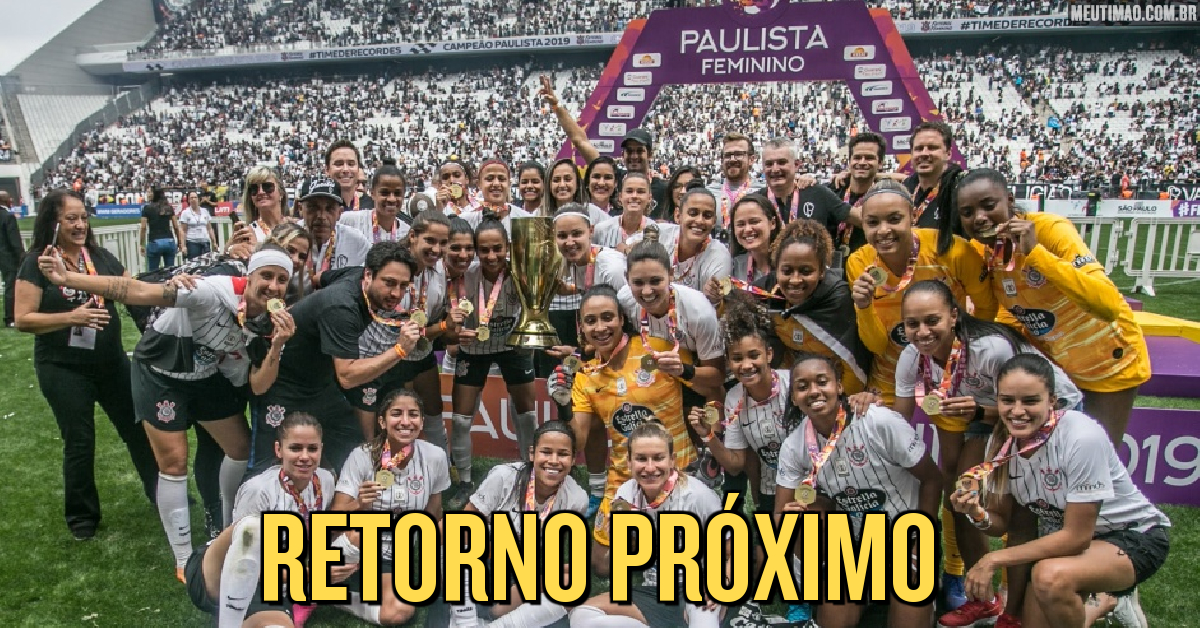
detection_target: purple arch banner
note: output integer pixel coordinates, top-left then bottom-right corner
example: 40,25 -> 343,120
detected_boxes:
559,0 -> 952,169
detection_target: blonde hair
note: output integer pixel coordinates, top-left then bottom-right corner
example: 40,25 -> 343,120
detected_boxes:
241,166 -> 288,223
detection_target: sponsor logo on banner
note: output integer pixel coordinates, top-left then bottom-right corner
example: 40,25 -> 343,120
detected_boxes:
633,53 -> 662,68
616,88 -> 646,102
1097,200 -> 1177,218
1175,200 -> 1200,217
623,71 -> 653,86
592,140 -> 616,153
861,81 -> 893,96
607,105 -> 636,119
891,135 -> 911,151
598,122 -> 627,137
920,20 -> 955,31
871,98 -> 904,114
853,64 -> 887,79
880,117 -> 913,132
844,45 -> 876,60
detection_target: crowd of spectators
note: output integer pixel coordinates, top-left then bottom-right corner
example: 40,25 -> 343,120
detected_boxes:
39,45 -> 1200,200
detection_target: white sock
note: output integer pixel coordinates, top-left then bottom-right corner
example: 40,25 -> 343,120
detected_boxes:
156,473 -> 192,568
219,456 -> 248,528
589,472 -> 607,498
450,569 -> 479,626
684,604 -> 720,628
219,516 -> 262,628
514,411 -> 538,463
451,413 -> 474,483
489,602 -> 567,628
424,413 -> 449,453
569,605 -> 647,628
332,533 -> 361,564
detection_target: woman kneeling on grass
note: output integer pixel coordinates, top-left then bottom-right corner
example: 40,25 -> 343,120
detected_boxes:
951,354 -> 1170,628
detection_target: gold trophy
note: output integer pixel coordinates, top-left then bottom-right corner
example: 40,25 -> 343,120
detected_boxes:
507,217 -> 565,348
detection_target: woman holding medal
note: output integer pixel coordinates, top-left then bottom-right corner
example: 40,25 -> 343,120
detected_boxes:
339,159 -> 410,243
895,280 -> 1082,628
776,353 -> 943,628
332,389 -> 451,626
440,217 -> 476,375
437,157 -> 478,216
950,354 -> 1169,628
593,172 -> 656,251
846,179 -> 996,606
955,169 -> 1149,443
564,286 -> 697,557
15,190 -> 159,540
185,412 -> 348,628
428,420 -> 587,628
462,159 -> 533,234
573,420 -> 730,628
449,218 -> 537,499
583,156 -> 620,217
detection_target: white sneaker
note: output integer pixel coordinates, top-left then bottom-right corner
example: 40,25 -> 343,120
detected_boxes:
1107,588 -> 1148,628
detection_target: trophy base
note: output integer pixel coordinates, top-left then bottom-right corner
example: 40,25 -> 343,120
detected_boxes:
506,321 -> 562,349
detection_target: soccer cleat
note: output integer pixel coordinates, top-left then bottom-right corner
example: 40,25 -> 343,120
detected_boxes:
1107,589 -> 1148,628
175,567 -> 186,584
995,613 -> 1022,628
938,594 -> 1001,627
786,603 -> 812,622
942,573 -> 968,611
586,494 -> 602,519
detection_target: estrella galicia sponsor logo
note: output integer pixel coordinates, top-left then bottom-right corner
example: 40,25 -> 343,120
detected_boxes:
1027,498 -> 1064,526
1010,306 -> 1056,337
880,116 -> 912,132
592,140 -> 615,152
611,402 -> 655,435
607,105 -> 636,119
861,81 -> 893,96
598,122 -> 627,137
889,322 -> 909,347
871,98 -> 904,114
632,52 -> 662,68
833,486 -> 887,512
616,87 -> 646,102
623,71 -> 653,86
1072,254 -> 1096,268
759,440 -> 781,467
891,135 -> 911,151
853,63 -> 887,80
843,45 -> 876,60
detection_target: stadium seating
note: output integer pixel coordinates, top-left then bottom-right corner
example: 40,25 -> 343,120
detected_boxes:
17,94 -> 112,162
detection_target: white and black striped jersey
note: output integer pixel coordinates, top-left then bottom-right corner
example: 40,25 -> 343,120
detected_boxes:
777,406 -> 926,528
336,441 -> 451,561
231,465 -> 335,523
549,247 -> 627,311
610,474 -> 722,589
460,264 -> 523,355
312,222 -> 371,271
339,209 -> 411,243
1004,410 -> 1171,537
896,335 -> 1083,410
722,370 -> 792,496
592,215 -> 653,249
617,283 -> 725,361
397,261 -> 447,361
625,223 -> 732,292
460,204 -> 533,237
468,462 -> 589,536
134,275 -> 259,385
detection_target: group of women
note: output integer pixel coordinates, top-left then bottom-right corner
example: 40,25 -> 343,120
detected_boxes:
14,124 -> 1169,628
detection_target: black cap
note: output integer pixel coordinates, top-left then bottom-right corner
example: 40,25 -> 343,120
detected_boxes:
621,127 -> 653,151
298,177 -> 342,203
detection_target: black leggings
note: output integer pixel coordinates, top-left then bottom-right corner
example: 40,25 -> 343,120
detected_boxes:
35,355 -> 159,531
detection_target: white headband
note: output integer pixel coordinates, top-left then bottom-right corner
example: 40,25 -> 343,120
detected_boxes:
552,211 -> 593,225
248,249 -> 293,278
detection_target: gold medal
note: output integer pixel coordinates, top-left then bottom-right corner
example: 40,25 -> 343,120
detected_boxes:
449,183 -> 464,200
476,326 -> 491,342
975,224 -> 999,238
703,404 -> 721,427
796,484 -> 817,506
956,476 -> 979,493
410,310 -> 427,327
563,355 -> 582,375
718,276 -> 733,295
458,299 -> 474,315
866,266 -> 888,286
414,337 -> 431,355
375,469 -> 395,489
267,298 -> 285,314
922,395 -> 943,416
640,354 -> 658,372
611,498 -> 634,512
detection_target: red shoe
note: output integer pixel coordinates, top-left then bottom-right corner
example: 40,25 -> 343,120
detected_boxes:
995,613 -> 1022,628
938,595 -> 1002,627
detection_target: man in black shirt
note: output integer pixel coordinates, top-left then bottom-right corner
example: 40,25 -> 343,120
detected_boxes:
0,191 -> 23,326
828,132 -> 887,257
902,121 -> 966,233
247,241 -> 421,476
756,137 -> 855,243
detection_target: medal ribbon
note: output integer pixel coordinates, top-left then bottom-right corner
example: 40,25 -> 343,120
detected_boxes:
640,469 -> 680,510
725,371 -> 782,428
638,289 -> 681,355
561,245 -> 600,295
620,216 -> 649,241
872,232 -> 920,295
362,282 -> 415,328
802,405 -> 848,490
767,186 -> 801,223
79,248 -> 106,308
380,439 -> 414,472
721,179 -> 752,229
279,467 -> 323,526
477,270 -> 506,328
960,409 -> 1064,484
524,473 -> 558,522
730,277 -> 782,300
313,229 -> 337,275
673,236 -> 710,285
583,333 -> 629,375
917,336 -> 968,408
371,211 -> 398,242
837,188 -> 864,250
913,182 -> 941,224
984,238 -> 1017,273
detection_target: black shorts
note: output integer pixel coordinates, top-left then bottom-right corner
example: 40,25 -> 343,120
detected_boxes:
131,361 -> 247,431
1096,525 -> 1170,596
629,586 -> 761,627
344,352 -> 438,412
184,542 -> 293,620
248,389 -> 362,477
454,349 -> 535,388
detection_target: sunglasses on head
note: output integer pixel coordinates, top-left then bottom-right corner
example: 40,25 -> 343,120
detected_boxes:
250,182 -> 277,195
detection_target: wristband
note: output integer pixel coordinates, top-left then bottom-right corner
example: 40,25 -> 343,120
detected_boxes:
968,508 -> 990,529
680,363 -> 696,381
439,320 -> 448,332
700,432 -> 714,445
393,344 -> 407,359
